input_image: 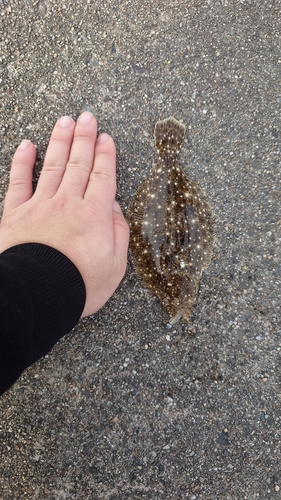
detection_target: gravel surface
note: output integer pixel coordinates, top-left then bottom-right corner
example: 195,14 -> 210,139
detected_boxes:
0,0 -> 280,498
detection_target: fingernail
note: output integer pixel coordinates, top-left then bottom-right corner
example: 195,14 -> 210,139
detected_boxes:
18,140 -> 31,151
59,116 -> 73,128
112,200 -> 122,213
97,133 -> 110,144
78,111 -> 93,124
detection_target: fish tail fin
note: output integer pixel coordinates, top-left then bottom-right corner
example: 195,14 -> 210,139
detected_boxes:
154,116 -> 186,157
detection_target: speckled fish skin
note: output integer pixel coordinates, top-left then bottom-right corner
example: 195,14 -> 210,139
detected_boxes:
127,117 -> 214,324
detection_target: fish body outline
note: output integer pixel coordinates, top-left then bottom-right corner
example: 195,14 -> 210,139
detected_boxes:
127,117 -> 214,323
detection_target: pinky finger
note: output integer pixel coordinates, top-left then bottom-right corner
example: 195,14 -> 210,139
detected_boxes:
112,205 -> 130,276
2,140 -> 36,216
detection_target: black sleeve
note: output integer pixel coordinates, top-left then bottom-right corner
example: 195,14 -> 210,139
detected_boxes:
0,243 -> 86,395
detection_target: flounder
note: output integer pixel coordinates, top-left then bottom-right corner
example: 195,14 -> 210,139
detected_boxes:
127,117 -> 214,324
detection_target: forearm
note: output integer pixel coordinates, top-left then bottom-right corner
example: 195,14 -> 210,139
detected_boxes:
0,243 -> 86,395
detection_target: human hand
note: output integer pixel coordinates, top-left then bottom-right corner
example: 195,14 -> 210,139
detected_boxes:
0,112 -> 129,317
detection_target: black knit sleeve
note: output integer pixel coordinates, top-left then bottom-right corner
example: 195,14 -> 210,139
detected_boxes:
0,243 -> 86,395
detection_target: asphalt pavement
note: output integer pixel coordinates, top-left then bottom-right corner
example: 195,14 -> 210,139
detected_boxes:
0,0 -> 280,498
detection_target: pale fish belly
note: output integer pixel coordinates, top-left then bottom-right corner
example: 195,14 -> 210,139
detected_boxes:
127,117 -> 214,324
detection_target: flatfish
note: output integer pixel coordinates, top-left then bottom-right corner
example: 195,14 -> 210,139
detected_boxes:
127,117 -> 214,324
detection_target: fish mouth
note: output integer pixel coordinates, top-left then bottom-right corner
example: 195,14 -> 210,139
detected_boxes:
168,307 -> 193,325
168,309 -> 184,325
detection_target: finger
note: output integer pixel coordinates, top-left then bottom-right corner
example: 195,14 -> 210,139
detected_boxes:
58,112 -> 97,197
84,133 -> 117,212
35,116 -> 75,199
112,205 -> 130,276
2,140 -> 36,217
